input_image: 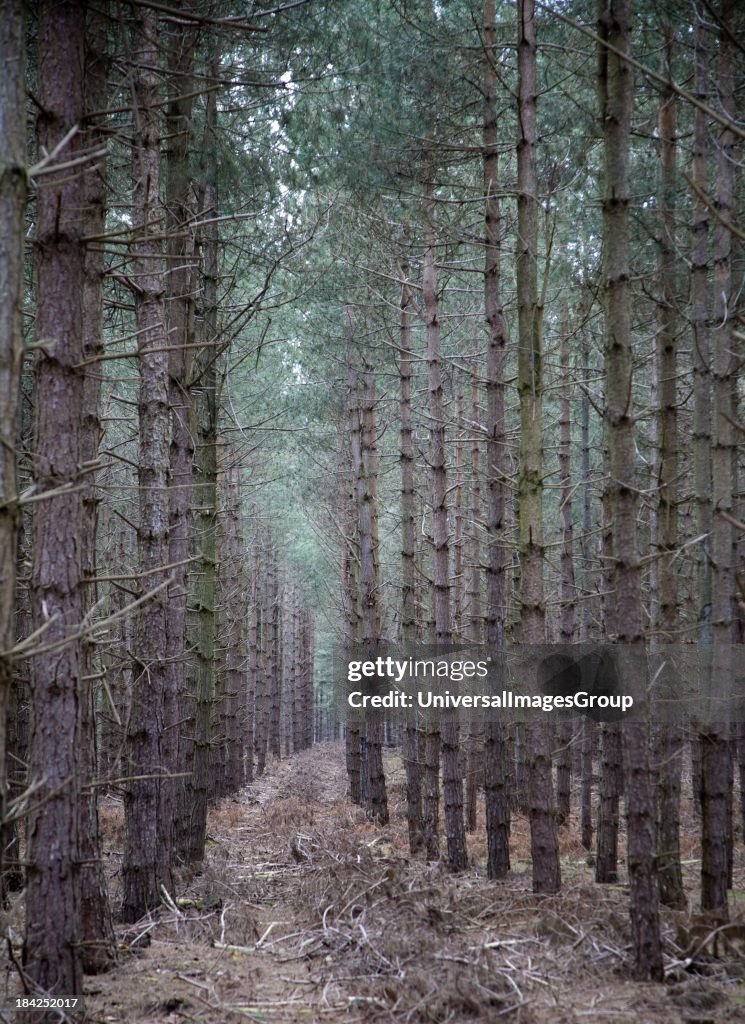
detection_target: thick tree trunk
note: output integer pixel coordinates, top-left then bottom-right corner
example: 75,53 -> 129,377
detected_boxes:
187,67 -> 219,863
701,0 -> 736,916
24,0 -> 87,996
0,0 -> 25,903
598,0 -> 662,979
691,18 -> 712,698
122,6 -> 174,921
165,13 -> 197,864
516,0 -> 559,895
79,1 -> 116,970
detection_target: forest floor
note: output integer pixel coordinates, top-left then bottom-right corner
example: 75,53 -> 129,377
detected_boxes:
6,743 -> 745,1024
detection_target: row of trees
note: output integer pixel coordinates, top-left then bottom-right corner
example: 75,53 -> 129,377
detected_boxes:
1,0 -> 744,1007
332,0 -> 744,987
0,0 -> 318,1010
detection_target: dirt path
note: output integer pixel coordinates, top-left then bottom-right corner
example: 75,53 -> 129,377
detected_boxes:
81,744 -> 745,1024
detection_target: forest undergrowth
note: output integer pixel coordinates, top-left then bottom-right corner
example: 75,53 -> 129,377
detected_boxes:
5,744 -> 745,1024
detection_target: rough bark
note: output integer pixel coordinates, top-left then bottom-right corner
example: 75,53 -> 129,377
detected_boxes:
24,0 -> 87,996
691,18 -> 712,654
516,0 -> 560,895
341,420 -> 363,803
186,65 -> 219,863
598,0 -> 662,979
579,334 -> 594,852
580,719 -> 595,852
559,331 -> 577,649
556,330 -> 575,827
211,474 -> 228,798
465,362 -> 483,833
423,227 -> 467,871
483,0 -> 510,880
221,460 -> 245,791
79,0 -> 116,970
358,359 -> 388,825
654,25 -> 685,911
0,0 -> 26,902
165,11 -> 197,864
122,5 -> 174,921
596,723 -> 621,882
454,387 -> 465,639
701,0 -> 736,916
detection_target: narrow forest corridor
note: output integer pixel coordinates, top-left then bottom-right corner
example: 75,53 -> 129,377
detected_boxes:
49,744 -> 742,1024
3,0 -> 745,1020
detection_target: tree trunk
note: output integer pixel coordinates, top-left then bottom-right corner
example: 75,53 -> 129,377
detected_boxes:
187,63 -> 219,863
465,362 -> 483,833
701,0 -> 736,917
654,23 -> 685,911
79,0 -> 116,970
221,459 -> 245,792
556,329 -> 575,827
453,387 -> 464,639
24,0 -> 87,996
0,0 -> 25,903
246,537 -> 260,783
516,0 -> 559,895
357,357 -> 388,825
304,613 -> 314,749
423,227 -> 467,870
165,11 -> 197,864
483,0 -> 510,881
268,557 -> 282,762
598,0 -> 662,980
399,254 -> 423,853
580,719 -> 595,851
341,421 -> 362,803
122,5 -> 174,921
290,588 -> 301,754
254,537 -> 272,779
579,333 -> 594,853
211,473 -> 228,798
596,724 -> 621,882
